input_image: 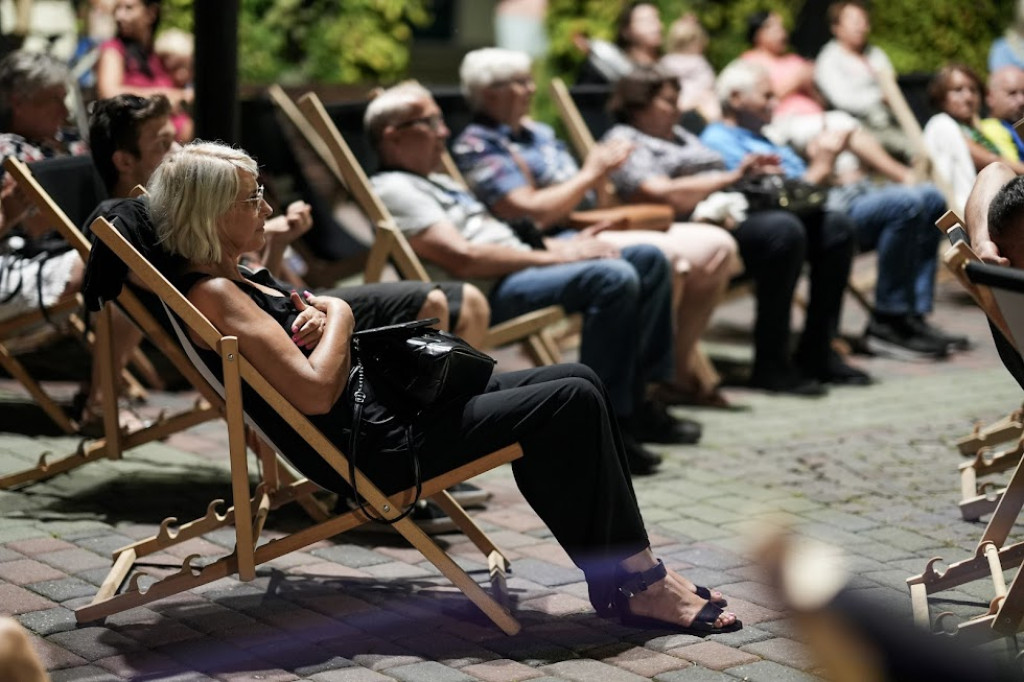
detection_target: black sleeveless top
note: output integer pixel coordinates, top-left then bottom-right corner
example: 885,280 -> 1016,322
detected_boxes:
175,269 -> 355,493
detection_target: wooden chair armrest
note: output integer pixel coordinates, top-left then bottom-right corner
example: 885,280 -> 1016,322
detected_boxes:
482,305 -> 565,349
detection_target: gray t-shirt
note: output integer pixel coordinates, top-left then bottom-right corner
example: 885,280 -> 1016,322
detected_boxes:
371,170 -> 530,293
372,170 -> 529,251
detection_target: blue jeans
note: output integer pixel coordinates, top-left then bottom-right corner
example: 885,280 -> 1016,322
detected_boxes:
488,244 -> 673,417
848,184 -> 944,316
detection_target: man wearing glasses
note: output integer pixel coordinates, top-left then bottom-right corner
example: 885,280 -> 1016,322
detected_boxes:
367,81 -> 695,476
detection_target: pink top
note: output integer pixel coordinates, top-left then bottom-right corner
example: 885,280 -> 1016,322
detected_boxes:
100,38 -> 191,140
100,38 -> 174,88
741,49 -> 822,119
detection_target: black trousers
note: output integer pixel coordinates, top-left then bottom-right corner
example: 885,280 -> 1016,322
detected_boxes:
732,209 -> 855,379
303,363 -> 650,614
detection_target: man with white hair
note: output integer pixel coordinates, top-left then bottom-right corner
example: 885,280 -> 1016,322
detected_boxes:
701,60 -> 963,360
452,47 -> 740,408
979,66 -> 1024,162
366,80 -> 693,476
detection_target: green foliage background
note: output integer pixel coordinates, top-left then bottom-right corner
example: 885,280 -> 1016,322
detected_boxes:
159,0 -> 431,85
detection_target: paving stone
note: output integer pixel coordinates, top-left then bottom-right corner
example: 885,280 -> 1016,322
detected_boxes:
47,627 -> 142,662
0,583 -> 57,615
722,659 -> 820,681
293,655 -> 357,678
540,659 -> 650,681
26,576 -> 98,603
0,545 -> 25,562
740,638 -> 817,671
309,667 -> 398,682
505,558 -> 585,587
49,664 -> 121,681
665,546 -> 747,571
94,650 -> 189,679
667,641 -> 760,671
385,660 -> 477,682
35,547 -> 111,573
30,635 -> 88,670
17,606 -> 77,635
654,667 -> 736,682
0,557 -> 65,585
461,658 -> 545,681
596,644 -> 691,677
310,545 -> 394,568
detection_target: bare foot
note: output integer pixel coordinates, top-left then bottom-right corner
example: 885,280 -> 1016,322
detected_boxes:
626,567 -> 738,629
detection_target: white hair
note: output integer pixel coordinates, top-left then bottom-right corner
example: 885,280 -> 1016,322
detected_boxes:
149,141 -> 259,265
0,51 -> 68,124
363,80 -> 433,146
715,60 -> 768,112
459,47 -> 532,110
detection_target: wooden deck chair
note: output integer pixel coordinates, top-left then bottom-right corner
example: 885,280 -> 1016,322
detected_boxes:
930,211 -> 1024,521
0,157 -> 223,489
0,155 -> 147,440
290,90 -> 565,366
78,214 -> 523,634
954,402 -> 1024,457
907,217 -> 1024,644
25,155 -> 161,394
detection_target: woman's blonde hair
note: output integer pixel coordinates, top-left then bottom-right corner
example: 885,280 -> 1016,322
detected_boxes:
149,141 -> 258,265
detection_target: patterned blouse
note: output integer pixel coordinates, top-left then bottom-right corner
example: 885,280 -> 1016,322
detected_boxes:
0,130 -> 89,181
602,123 -> 726,200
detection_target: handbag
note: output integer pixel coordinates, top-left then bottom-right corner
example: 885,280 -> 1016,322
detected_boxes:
568,203 -> 675,232
345,318 -> 497,523
733,175 -> 828,217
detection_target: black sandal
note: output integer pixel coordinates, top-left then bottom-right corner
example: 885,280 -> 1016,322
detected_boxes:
615,559 -> 742,635
694,584 -> 728,607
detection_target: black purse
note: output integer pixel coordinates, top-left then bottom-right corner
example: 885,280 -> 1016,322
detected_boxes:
734,175 -> 828,217
345,318 -> 496,523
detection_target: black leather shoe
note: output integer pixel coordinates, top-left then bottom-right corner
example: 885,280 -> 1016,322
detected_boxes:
620,432 -> 662,476
797,352 -> 873,386
821,357 -> 872,386
750,369 -> 828,396
629,400 -> 702,445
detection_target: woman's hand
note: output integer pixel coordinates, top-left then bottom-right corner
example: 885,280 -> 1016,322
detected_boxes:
289,290 -> 328,350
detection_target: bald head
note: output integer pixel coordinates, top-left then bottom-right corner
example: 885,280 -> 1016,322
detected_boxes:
987,66 -> 1024,124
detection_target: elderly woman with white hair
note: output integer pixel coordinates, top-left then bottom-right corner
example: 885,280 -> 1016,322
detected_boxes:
0,50 -> 145,434
452,46 -> 741,408
148,140 -> 742,636
0,51 -> 87,320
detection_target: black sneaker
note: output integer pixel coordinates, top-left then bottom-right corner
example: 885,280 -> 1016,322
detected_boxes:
908,315 -> 971,352
619,431 -> 662,476
863,316 -> 949,360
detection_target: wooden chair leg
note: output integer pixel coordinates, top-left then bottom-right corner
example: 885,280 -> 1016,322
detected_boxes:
0,343 -> 77,433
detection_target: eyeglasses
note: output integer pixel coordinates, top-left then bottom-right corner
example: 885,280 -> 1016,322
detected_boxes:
395,114 -> 444,132
238,184 -> 265,213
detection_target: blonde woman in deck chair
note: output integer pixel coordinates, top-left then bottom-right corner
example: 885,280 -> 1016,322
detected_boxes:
146,140 -> 742,636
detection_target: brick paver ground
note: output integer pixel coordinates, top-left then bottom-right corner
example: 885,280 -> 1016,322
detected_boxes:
2,277 -> 1023,680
